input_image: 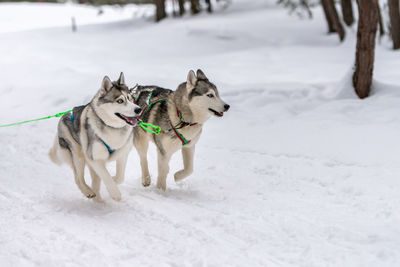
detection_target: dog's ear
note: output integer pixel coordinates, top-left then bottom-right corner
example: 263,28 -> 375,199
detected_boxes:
186,70 -> 197,92
196,69 -> 208,81
129,83 -> 138,94
117,72 -> 125,85
101,76 -> 113,92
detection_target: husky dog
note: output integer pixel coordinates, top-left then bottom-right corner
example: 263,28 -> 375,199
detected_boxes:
49,73 -> 142,201
132,69 -> 230,191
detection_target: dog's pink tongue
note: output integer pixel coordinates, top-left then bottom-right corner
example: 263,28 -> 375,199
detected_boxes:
122,115 -> 138,126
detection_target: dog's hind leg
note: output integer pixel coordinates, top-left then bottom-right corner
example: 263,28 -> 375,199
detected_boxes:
134,134 -> 151,187
156,151 -> 172,191
88,166 -> 102,201
174,145 -> 195,182
48,137 -> 61,165
71,155 -> 96,199
87,161 -> 121,201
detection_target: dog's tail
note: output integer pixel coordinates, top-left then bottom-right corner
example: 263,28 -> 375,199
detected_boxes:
48,137 -> 62,165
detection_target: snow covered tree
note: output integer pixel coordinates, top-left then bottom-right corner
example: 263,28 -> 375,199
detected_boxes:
353,0 -> 379,98
388,0 -> 400,49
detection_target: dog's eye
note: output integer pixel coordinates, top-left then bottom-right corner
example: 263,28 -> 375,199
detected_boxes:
117,99 -> 124,104
207,94 -> 214,98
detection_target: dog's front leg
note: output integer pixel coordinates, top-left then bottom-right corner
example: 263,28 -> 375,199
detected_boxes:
88,160 -> 121,201
134,135 -> 151,187
113,154 -> 128,185
88,165 -> 102,201
156,151 -> 172,191
174,145 -> 195,182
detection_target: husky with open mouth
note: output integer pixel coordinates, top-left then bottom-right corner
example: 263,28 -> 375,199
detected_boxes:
49,73 -> 141,201
132,69 -> 230,191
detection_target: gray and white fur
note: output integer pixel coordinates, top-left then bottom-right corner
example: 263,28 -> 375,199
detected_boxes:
132,69 -> 230,190
49,73 -> 142,201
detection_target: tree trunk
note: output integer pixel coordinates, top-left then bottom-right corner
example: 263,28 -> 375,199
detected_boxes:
172,0 -> 178,17
377,2 -> 385,38
340,0 -> 354,26
388,0 -> 400,49
178,0 -> 185,16
155,0 -> 166,22
205,0 -> 212,13
321,0 -> 345,41
321,0 -> 336,32
300,0 -> 313,19
190,0 -> 200,14
352,0 -> 379,99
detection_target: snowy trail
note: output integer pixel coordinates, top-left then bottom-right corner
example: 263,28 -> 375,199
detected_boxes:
1,1 -> 400,266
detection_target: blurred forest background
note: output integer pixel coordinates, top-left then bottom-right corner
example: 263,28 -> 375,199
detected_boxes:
2,0 -> 397,98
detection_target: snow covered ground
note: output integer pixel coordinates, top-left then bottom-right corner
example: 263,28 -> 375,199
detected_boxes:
1,1 -> 400,266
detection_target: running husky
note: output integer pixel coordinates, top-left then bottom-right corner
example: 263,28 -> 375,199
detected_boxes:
49,73 -> 142,201
132,69 -> 230,191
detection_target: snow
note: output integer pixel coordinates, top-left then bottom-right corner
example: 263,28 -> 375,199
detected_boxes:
1,1 -> 400,266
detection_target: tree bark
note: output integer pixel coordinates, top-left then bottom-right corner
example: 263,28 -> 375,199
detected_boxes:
178,0 -> 185,16
352,0 -> 379,99
388,0 -> 400,49
377,2 -> 385,38
321,0 -> 345,41
155,0 -> 166,22
321,0 -> 336,33
205,0 -> 212,13
340,0 -> 354,26
190,0 -> 201,14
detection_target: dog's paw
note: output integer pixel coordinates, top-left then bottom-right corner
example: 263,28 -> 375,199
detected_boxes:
86,192 -> 96,199
156,180 -> 167,191
93,195 -> 104,203
111,191 -> 121,202
113,175 -> 124,185
81,187 -> 96,199
174,170 -> 192,182
142,176 -> 151,187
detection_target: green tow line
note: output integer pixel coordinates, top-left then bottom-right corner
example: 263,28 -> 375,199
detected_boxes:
0,109 -> 162,135
0,110 -> 73,128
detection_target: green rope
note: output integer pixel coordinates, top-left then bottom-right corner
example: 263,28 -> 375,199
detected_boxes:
0,108 -> 164,136
0,110 -> 73,128
138,121 -> 161,135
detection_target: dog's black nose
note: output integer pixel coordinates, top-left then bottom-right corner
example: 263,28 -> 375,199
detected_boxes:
224,104 -> 230,111
134,107 -> 142,114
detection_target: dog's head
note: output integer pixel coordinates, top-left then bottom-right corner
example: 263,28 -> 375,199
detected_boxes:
185,69 -> 230,120
92,72 -> 142,128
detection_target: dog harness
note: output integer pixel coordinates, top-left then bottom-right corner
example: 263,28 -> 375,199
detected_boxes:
136,90 -> 198,146
70,113 -> 115,154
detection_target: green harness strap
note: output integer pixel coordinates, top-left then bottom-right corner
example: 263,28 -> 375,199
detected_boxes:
138,121 -> 161,135
0,110 -> 73,128
136,90 -> 198,146
137,90 -> 167,135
